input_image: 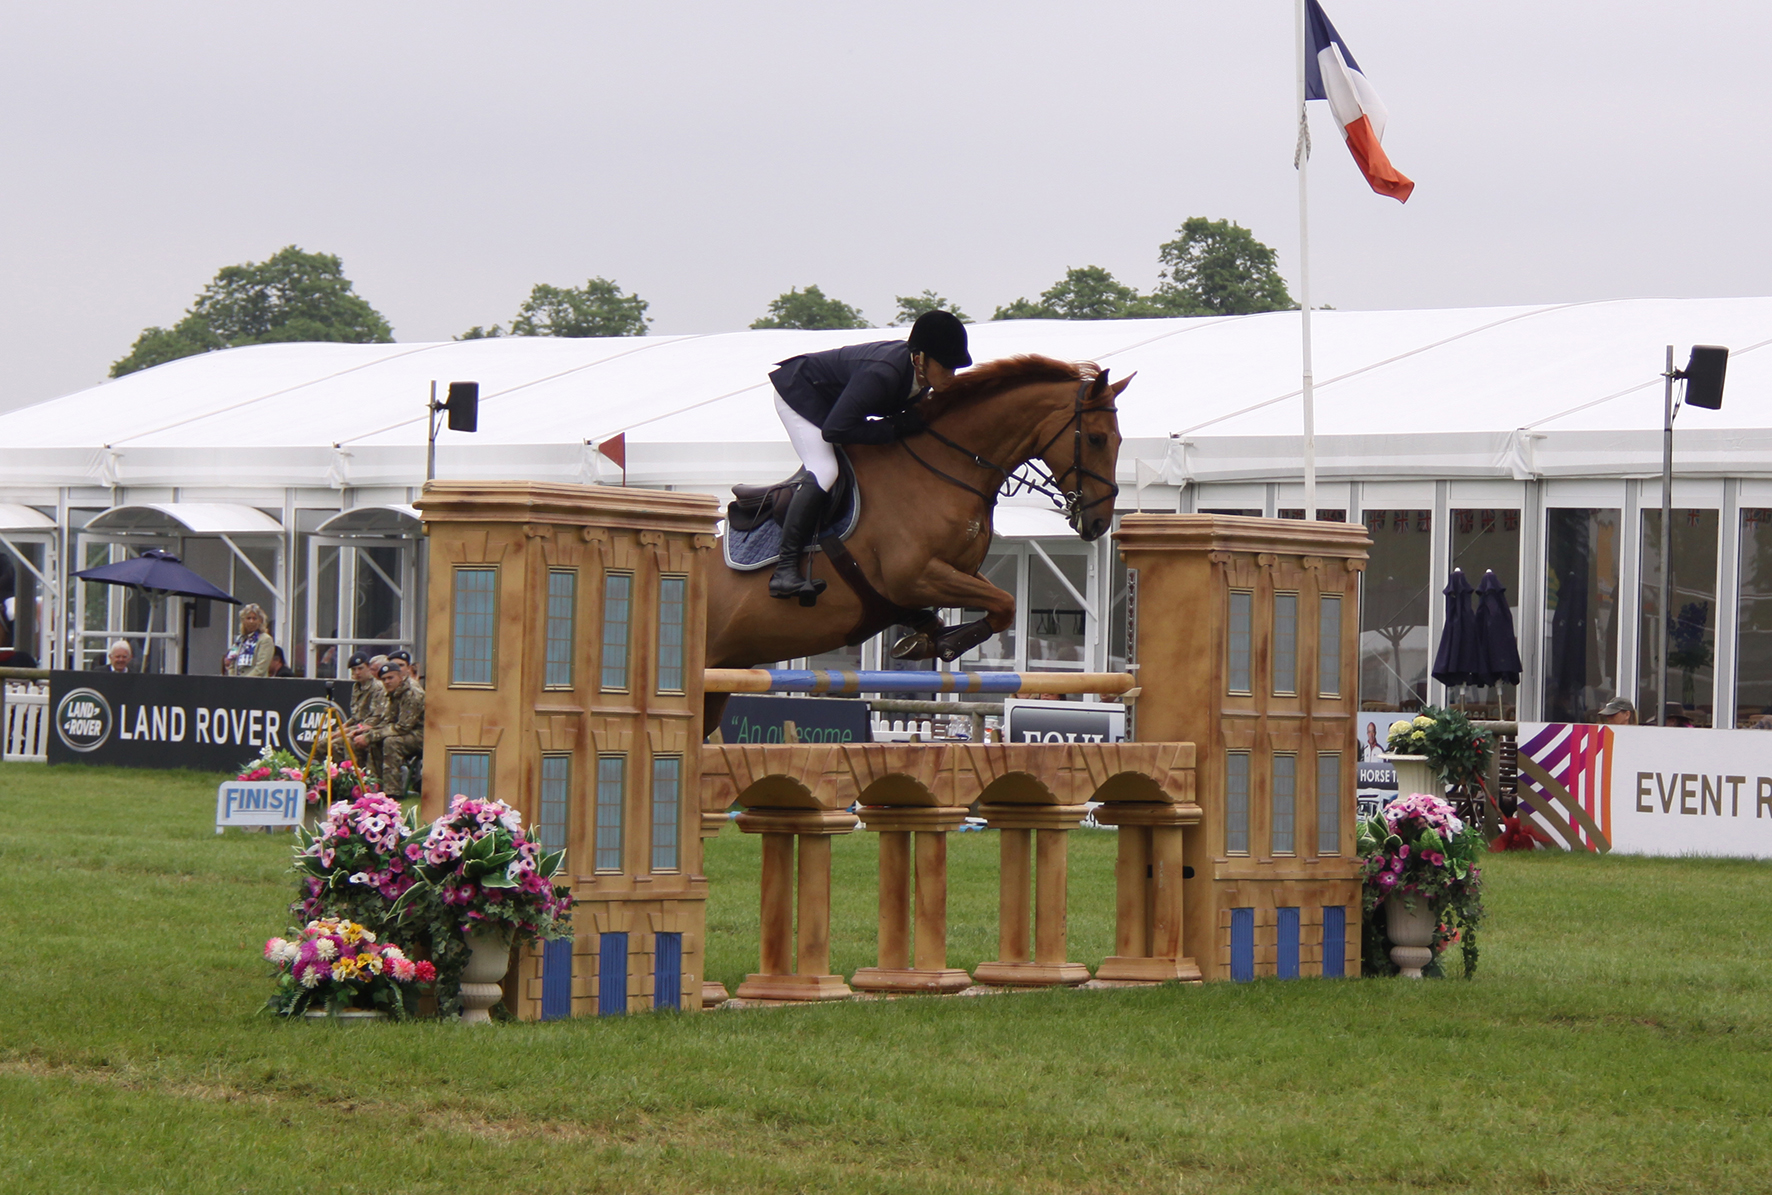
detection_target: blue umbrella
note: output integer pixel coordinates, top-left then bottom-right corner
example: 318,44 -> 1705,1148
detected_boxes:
1431,568 -> 1481,687
74,548 -> 241,604
1472,569 -> 1522,686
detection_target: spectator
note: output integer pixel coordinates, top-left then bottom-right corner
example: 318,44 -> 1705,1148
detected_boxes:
223,604 -> 275,677
388,649 -> 423,694
1662,702 -> 1693,728
342,651 -> 387,736
1595,698 -> 1635,725
354,660 -> 423,794
268,646 -> 296,678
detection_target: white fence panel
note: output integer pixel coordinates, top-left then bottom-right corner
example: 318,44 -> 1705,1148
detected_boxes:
4,681 -> 48,762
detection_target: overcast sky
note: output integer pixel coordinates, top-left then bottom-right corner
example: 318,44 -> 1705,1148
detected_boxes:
3,1 -> 1768,414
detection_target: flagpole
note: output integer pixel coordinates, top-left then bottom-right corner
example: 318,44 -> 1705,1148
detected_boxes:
1296,0 -> 1317,522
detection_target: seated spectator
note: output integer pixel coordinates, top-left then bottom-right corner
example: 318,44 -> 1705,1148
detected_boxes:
353,660 -> 423,795
223,604 -> 275,677
1595,698 -> 1635,725
388,649 -> 423,694
269,646 -> 296,678
1662,702 -> 1693,728
91,640 -> 134,673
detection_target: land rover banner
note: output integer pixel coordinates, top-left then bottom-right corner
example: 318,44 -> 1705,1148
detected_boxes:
1515,722 -> 1772,858
47,670 -> 347,772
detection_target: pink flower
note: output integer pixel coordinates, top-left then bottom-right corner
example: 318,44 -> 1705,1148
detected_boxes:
264,937 -> 287,960
390,957 -> 418,982
415,960 -> 437,983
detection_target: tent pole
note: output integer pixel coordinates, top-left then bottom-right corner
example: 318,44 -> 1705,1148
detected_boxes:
1296,0 -> 1317,522
1658,344 -> 1674,726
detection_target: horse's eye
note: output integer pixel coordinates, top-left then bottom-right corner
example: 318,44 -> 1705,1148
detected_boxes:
1088,434 -> 1108,448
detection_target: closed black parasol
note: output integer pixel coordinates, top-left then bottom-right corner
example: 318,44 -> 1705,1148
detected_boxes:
1431,568 -> 1481,687
1472,569 -> 1522,686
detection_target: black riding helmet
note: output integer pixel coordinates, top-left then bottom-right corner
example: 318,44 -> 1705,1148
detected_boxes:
907,310 -> 972,369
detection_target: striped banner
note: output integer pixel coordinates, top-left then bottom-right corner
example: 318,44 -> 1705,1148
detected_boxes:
1515,723 -> 1613,852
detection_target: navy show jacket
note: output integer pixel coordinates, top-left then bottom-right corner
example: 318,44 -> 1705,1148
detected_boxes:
768,340 -> 921,446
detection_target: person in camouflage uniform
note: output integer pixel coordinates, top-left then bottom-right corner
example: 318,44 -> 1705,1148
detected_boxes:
355,660 -> 424,794
342,651 -> 387,740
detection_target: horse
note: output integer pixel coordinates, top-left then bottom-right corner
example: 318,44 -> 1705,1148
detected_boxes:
705,355 -> 1130,725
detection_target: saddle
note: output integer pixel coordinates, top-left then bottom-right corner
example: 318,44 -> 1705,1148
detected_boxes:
726,452 -> 855,533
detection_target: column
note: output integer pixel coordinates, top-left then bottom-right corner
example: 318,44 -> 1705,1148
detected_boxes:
1093,803 -> 1202,983
852,806 -> 972,993
971,803 -> 1091,987
733,808 -> 857,1001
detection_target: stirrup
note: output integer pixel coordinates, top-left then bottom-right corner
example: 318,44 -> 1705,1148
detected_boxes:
769,566 -> 826,605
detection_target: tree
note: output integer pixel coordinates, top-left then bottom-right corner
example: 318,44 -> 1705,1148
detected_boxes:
455,324 -> 504,340
1148,217 -> 1293,316
110,246 -> 392,377
751,285 -> 870,330
890,290 -> 969,326
508,278 -> 650,338
992,266 -> 1148,321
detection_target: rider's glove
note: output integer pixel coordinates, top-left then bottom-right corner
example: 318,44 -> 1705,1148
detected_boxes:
890,410 -> 925,438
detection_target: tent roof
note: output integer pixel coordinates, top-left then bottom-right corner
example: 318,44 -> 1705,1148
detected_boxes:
85,504 -> 283,536
6,298 -> 1771,488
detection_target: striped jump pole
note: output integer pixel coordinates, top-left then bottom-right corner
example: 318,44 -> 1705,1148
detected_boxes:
703,669 -> 1136,696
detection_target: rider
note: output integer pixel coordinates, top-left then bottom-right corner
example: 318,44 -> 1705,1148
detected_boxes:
766,309 -> 972,600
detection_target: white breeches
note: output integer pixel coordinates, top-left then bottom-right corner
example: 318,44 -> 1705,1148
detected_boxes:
774,393 -> 840,491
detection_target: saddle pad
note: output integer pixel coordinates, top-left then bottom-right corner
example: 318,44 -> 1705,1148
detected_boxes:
723,482 -> 861,571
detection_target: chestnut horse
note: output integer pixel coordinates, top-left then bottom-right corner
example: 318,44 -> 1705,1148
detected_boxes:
705,355 -> 1130,721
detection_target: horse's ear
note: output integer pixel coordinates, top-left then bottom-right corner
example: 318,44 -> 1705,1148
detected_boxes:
1089,369 -> 1112,401
1110,371 -> 1136,398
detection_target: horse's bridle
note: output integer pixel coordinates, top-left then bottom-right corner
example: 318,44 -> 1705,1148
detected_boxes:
900,377 -> 1121,529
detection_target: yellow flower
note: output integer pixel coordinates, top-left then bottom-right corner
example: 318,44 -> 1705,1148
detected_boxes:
1388,720 -> 1413,738
1412,715 -> 1434,728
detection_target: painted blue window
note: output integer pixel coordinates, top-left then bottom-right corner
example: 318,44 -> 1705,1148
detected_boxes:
1318,594 -> 1342,696
541,937 -> 573,1020
1273,592 -> 1298,694
1227,590 -> 1253,692
652,756 -> 680,872
1230,907 -> 1254,982
654,932 -> 682,1010
598,932 -> 628,1016
657,575 -> 687,692
1322,906 -> 1347,977
544,570 -> 575,688
451,568 -> 497,685
601,572 -> 631,690
538,755 -> 569,854
1225,752 -> 1250,854
1272,753 -> 1296,855
596,755 -> 624,871
1277,907 -> 1300,979
446,751 -> 491,801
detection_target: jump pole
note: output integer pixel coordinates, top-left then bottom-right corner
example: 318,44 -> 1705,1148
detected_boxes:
704,669 -> 1136,697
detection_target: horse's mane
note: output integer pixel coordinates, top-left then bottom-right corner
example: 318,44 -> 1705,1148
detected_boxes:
920,355 -> 1100,422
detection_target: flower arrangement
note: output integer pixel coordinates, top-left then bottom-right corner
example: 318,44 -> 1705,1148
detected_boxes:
1384,707 -> 1493,799
1358,792 -> 1487,978
238,745 -> 304,784
264,918 -> 435,1018
292,793 -> 420,930
302,755 -> 377,808
395,796 -> 572,947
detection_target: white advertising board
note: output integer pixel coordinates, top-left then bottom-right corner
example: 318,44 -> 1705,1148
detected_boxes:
215,780 -> 305,834
1516,723 -> 1772,857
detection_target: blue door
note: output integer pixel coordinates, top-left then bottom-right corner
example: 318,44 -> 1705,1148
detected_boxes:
1230,907 -> 1254,981
1321,906 -> 1347,977
541,937 -> 573,1020
654,932 -> 682,1010
598,932 -> 628,1016
1276,907 -> 1300,979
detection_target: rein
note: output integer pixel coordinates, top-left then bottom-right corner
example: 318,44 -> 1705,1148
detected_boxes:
900,378 -> 1121,527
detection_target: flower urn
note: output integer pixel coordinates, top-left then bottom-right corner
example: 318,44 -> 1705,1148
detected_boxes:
1384,754 -> 1439,803
460,927 -> 511,1024
1384,893 -> 1438,978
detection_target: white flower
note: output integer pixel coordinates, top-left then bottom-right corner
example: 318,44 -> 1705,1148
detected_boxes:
359,928 -> 377,944
381,945 -> 404,961
348,871 -> 372,885
314,938 -> 338,960
276,941 -> 301,965
299,968 -> 321,988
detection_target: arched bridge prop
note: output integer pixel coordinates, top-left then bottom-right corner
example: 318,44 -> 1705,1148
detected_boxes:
701,741 -> 1200,998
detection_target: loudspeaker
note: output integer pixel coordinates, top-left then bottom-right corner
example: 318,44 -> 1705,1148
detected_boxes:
446,381 -> 479,432
1683,345 -> 1728,410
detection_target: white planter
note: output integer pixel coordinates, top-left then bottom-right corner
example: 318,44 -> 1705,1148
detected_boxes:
1384,893 -> 1439,979
304,1007 -> 388,1020
1385,754 -> 1440,801
460,926 -> 511,1024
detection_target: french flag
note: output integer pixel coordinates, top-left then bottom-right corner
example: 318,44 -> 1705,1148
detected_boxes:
1304,0 -> 1415,203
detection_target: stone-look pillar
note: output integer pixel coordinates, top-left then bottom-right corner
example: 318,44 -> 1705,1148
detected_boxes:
972,803 -> 1092,986
1093,803 -> 1203,983
733,808 -> 857,1001
851,806 -> 972,994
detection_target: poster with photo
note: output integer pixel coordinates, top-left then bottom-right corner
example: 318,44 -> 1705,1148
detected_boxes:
1355,713 -> 1398,820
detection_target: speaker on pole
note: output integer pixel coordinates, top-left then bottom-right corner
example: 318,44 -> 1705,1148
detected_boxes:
445,382 -> 480,432
1681,345 -> 1728,410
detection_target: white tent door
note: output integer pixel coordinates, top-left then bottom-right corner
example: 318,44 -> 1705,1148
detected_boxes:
305,536 -> 417,678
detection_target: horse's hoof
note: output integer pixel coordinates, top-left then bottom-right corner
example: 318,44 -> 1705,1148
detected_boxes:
890,633 -> 935,661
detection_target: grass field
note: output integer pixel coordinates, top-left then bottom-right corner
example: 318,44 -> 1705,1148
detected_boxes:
3,761 -> 1771,1194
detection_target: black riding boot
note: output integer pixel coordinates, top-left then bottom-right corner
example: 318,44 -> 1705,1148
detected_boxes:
769,481 -> 830,603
